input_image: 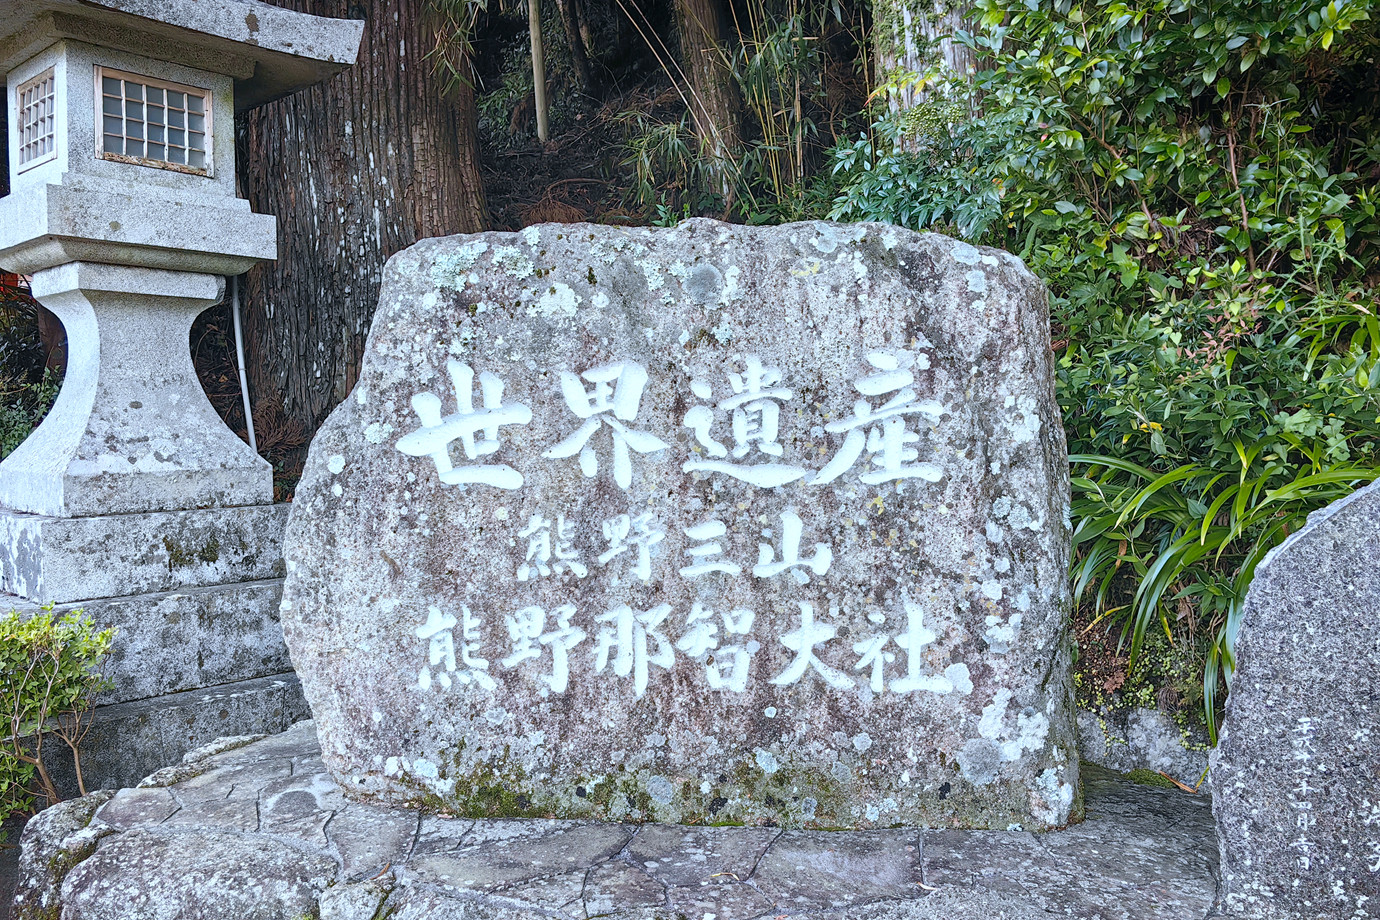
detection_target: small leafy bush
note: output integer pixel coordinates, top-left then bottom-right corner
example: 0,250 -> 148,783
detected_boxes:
0,277 -> 60,460
0,369 -> 60,459
827,0 -> 1380,738
1,609 -> 115,820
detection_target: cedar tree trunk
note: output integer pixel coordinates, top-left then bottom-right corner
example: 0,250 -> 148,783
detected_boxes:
674,0 -> 741,199
239,0 -> 487,448
873,0 -> 977,112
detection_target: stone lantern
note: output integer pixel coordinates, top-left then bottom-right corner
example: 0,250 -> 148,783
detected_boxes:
0,0 -> 362,789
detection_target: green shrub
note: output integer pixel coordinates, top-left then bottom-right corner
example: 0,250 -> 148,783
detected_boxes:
827,0 -> 1380,738
0,609 -> 115,820
0,278 -> 60,460
0,368 -> 60,459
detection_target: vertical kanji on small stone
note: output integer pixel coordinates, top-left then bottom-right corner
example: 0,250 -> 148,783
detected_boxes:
397,359 -> 532,489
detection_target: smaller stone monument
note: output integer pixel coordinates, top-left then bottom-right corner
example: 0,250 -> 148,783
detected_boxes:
284,219 -> 1079,830
0,0 -> 362,788
1212,479 -> 1380,919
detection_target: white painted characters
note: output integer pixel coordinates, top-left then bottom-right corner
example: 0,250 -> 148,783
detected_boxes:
851,614 -> 896,694
396,351 -> 951,492
593,603 -> 675,698
891,600 -> 972,695
598,513 -> 666,585
683,355 -> 808,487
679,519 -> 742,578
810,349 -> 946,486
754,511 -> 833,584
517,512 -> 588,580
416,605 -> 495,692
544,361 -> 670,489
397,360 -> 532,489
675,603 -> 759,692
500,604 -> 586,693
770,602 -> 854,689
418,598 -> 974,699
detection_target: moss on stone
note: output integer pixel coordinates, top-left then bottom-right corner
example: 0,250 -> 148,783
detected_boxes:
162,535 -> 220,568
443,757 -> 538,818
1125,768 -> 1176,788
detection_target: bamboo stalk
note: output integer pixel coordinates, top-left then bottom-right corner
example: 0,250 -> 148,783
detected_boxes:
529,0 -> 550,143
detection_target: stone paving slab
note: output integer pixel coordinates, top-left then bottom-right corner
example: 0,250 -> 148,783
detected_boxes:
13,722 -> 1220,920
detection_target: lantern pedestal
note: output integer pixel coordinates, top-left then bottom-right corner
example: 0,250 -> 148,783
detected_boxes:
0,262 -> 272,517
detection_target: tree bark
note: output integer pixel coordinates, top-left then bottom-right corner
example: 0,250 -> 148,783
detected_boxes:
555,0 -> 595,93
674,0 -> 740,199
872,0 -> 977,111
239,0 -> 487,448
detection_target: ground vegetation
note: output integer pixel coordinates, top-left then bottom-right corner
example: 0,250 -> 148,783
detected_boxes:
0,609 -> 113,824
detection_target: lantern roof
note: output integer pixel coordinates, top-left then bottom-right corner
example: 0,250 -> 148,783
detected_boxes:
0,0 -> 362,111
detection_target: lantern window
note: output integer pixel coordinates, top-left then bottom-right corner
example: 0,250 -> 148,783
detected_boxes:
16,69 -> 57,170
96,67 -> 211,175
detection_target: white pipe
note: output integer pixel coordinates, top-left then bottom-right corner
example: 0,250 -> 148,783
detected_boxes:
230,275 -> 258,454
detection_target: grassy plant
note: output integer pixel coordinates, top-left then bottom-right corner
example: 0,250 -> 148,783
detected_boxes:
0,369 -> 59,460
1,609 -> 114,819
726,2 -> 821,213
618,0 -> 863,222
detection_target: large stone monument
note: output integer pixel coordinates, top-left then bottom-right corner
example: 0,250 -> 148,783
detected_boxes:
0,0 -> 362,788
283,219 -> 1079,829
1212,480 -> 1380,919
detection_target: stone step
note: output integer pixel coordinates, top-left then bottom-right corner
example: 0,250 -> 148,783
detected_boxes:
39,673 -> 308,797
0,503 -> 287,604
6,578 -> 290,705
14,723 -> 1219,920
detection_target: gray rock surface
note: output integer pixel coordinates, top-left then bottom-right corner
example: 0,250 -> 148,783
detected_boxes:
13,724 -> 1218,920
60,829 -> 337,920
11,580 -> 290,705
284,219 -> 1077,829
1077,708 -> 1210,791
11,790 -> 114,920
1212,480 -> 1380,919
40,673 -> 308,795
